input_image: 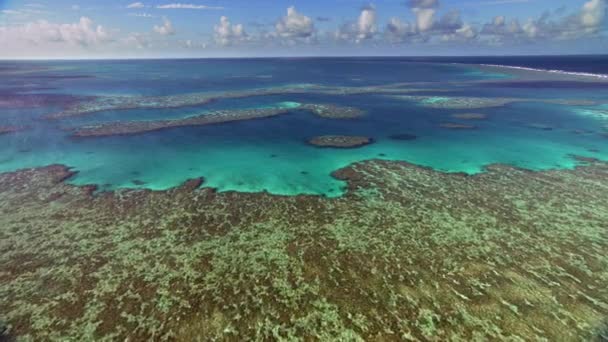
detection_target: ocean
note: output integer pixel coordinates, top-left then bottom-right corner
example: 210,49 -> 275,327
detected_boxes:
0,56 -> 607,196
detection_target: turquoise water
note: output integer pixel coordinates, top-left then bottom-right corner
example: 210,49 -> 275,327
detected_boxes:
1,58 -> 607,196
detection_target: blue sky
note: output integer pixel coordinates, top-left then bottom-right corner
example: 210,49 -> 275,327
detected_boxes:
0,0 -> 606,58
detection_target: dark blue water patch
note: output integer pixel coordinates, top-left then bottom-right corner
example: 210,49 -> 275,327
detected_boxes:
402,55 -> 608,76
0,93 -> 84,111
67,97 -> 435,148
0,58 -> 501,98
445,83 -> 608,102
478,81 -> 608,89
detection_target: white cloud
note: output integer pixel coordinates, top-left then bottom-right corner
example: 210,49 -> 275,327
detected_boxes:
153,17 -> 175,35
408,0 -> 439,33
25,3 -> 46,8
385,17 -> 417,43
156,3 -> 224,10
214,16 -> 247,46
442,23 -> 477,41
125,32 -> 149,49
1,7 -> 46,18
356,5 -> 377,42
408,0 -> 439,8
127,2 -> 145,9
522,19 -> 539,38
581,0 -> 605,30
182,39 -> 207,48
480,0 -> 606,43
413,7 -> 436,32
0,17 -> 114,58
275,6 -> 315,40
1,10 -> 21,15
335,5 -> 377,43
129,13 -> 156,18
0,17 -> 110,47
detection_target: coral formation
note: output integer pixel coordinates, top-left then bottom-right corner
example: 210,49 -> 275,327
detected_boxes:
300,103 -> 365,119
70,103 -> 364,138
0,93 -> 84,109
389,95 -> 599,109
450,113 -> 487,120
1,158 -> 607,340
307,135 -> 373,148
71,107 -> 295,137
45,84 -> 429,120
440,122 -> 477,129
0,126 -> 26,135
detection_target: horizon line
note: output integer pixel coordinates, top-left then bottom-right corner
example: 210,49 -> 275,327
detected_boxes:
1,53 -> 607,61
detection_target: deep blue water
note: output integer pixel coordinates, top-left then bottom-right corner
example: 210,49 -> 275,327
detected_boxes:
0,57 -> 607,196
398,55 -> 608,76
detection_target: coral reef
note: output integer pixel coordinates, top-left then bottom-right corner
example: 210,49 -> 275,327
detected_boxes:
0,93 -> 84,109
389,95 -> 600,109
1,158 -> 607,340
526,123 -> 554,131
45,84 -> 430,120
595,320 -> 608,341
71,107 -> 295,138
0,126 -> 26,135
451,113 -> 487,120
70,103 -> 364,138
440,122 -> 477,129
300,103 -> 365,119
307,135 -> 373,148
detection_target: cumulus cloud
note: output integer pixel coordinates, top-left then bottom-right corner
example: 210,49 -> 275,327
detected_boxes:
356,5 -> 377,41
408,0 -> 439,8
581,0 -> 605,30
414,8 -> 435,32
386,2 -> 476,43
153,17 -> 175,35
127,2 -> 145,9
480,0 -> 606,43
0,17 -> 115,58
385,17 -> 417,43
409,0 -> 438,32
0,17 -> 110,47
275,6 -> 315,40
125,32 -> 149,49
437,10 -> 463,32
214,16 -> 247,46
156,3 -> 224,10
182,39 -> 207,48
129,13 -> 156,18
442,23 -> 478,41
335,5 -> 377,43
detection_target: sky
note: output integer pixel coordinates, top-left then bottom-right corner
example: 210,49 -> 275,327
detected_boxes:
0,0 -> 607,58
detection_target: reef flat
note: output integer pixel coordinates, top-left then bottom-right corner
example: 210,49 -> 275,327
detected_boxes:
70,103 -> 364,138
307,135 -> 373,148
1,159 -> 607,341
451,113 -> 487,120
45,84 -> 431,120
388,95 -> 599,109
70,107 -> 295,137
440,122 -> 478,130
300,103 -> 365,119
0,93 -> 84,109
0,126 -> 26,135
